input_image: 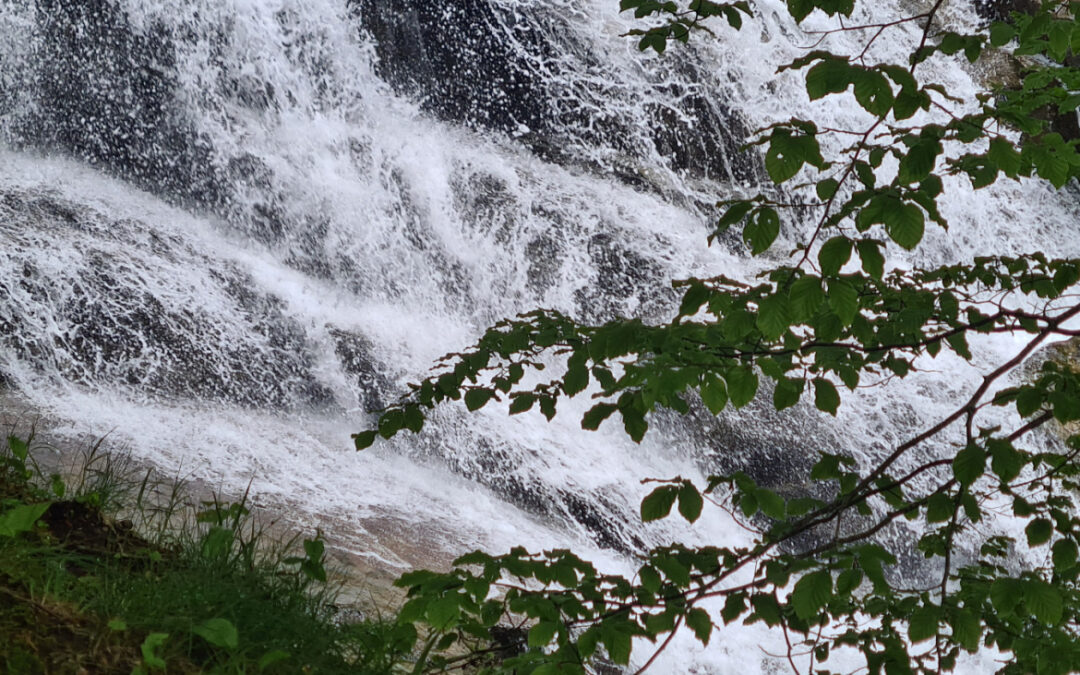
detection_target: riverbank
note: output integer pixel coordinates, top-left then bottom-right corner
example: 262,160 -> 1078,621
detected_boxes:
0,409 -> 422,673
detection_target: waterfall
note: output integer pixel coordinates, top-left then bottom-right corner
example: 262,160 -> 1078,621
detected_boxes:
3,0 -> 1080,670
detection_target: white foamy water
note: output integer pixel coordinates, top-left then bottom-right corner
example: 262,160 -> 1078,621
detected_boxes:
2,0 -> 1080,671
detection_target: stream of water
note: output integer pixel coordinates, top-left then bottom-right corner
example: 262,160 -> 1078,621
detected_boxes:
3,0 -> 1080,670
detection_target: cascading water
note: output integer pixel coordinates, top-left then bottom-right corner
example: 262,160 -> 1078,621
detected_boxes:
3,0 -> 1080,670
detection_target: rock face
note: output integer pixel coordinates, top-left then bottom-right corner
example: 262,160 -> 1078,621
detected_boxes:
28,0 -> 226,207
351,0 -> 760,187
0,189 -> 345,411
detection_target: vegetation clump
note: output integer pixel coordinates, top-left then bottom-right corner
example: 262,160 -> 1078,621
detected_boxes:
0,430 -> 414,674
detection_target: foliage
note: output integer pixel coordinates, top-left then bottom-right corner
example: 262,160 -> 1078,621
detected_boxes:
358,0 -> 1080,672
0,432 -> 412,674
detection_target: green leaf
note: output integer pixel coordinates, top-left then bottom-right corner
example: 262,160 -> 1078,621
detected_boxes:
722,594 -> 747,624
789,276 -> 825,321
744,207 -> 781,255
464,388 -> 495,412
700,375 -> 728,415
950,609 -> 981,652
988,137 -> 1022,178
756,488 -> 786,519
989,22 -> 1015,47
582,403 -> 618,430
885,203 -> 925,250
813,378 -> 840,415
353,430 -> 377,451
564,362 -> 590,396
1026,518 -> 1053,546
1025,580 -> 1063,625
773,377 -> 804,410
641,486 -> 679,522
925,492 -> 954,523
678,482 -> 704,523
806,58 -> 852,99
952,444 -> 986,487
990,578 -> 1024,615
757,293 -> 791,339
1053,538 -> 1078,571
426,596 -> 460,630
0,502 -> 50,537
528,620 -> 558,647
402,406 -> 424,433
725,367 -> 759,408
791,570 -> 832,621
856,239 -> 885,279
602,626 -> 632,665
897,136 -> 942,184
686,607 -> 713,645
908,605 -> 939,643
816,178 -> 839,200
622,407 -> 648,442
818,236 -> 852,276
827,278 -> 859,326
258,650 -> 291,671
853,69 -> 895,116
140,633 -> 169,670
193,618 -> 239,651
989,438 -> 1025,483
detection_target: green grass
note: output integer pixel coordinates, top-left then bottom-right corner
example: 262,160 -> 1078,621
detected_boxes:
0,429 -> 415,674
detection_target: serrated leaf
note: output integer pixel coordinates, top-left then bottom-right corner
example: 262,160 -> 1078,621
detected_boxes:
641,486 -> 679,522
816,178 -> 839,200
791,570 -> 832,621
757,294 -> 791,339
582,403 -> 618,430
773,377 -> 804,411
828,278 -> 859,326
1025,580 -> 1063,625
789,276 -> 825,321
813,378 -> 840,415
925,492 -> 954,523
528,621 -> 558,647
806,58 -> 852,100
950,609 -> 981,652
745,207 -> 781,255
898,136 -> 942,184
990,578 -> 1024,615
856,239 -> 885,279
686,608 -> 712,645
1053,538 -> 1078,571
700,376 -> 728,415
952,444 -> 985,487
885,203 -> 925,250
818,236 -> 852,276
853,69 -> 895,116
678,482 -> 704,523
1026,518 -> 1053,546
464,388 -> 495,412
756,488 -> 786,519
725,367 -> 759,408
908,605 -> 939,643
353,430 -> 377,451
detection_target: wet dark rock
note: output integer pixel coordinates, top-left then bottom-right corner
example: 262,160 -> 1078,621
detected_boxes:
327,327 -> 393,411
574,232 -> 677,322
28,0 -> 227,207
352,0 -> 761,188
352,0 -> 553,138
0,191 -> 337,412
